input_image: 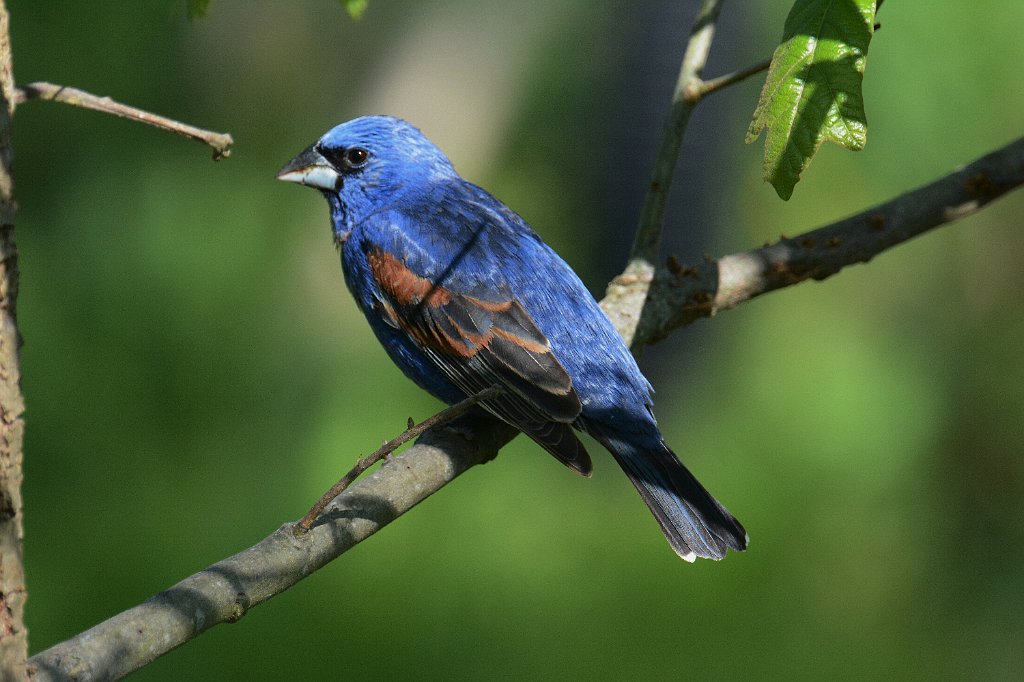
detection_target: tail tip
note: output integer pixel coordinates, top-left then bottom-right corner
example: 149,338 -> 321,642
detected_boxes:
670,527 -> 749,562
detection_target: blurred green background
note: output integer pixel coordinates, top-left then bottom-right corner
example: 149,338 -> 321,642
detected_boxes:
12,1 -> 1023,679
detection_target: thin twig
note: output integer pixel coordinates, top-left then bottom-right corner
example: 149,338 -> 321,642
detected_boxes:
15,81 -> 233,159
296,384 -> 504,532
694,58 -> 771,99
630,0 -> 724,265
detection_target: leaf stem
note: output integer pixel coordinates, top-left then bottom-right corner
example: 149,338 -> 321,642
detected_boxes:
695,58 -> 771,99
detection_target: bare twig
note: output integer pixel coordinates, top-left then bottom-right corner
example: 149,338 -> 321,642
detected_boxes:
694,58 -> 771,99
28,137 -> 1024,682
15,82 -> 233,159
630,0 -> 724,265
296,384 -> 503,532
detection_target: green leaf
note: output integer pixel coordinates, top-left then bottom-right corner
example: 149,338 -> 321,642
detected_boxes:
342,0 -> 369,20
186,0 -> 211,20
746,0 -> 876,200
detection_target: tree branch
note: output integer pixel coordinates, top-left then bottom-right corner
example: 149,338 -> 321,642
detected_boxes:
27,136 -> 1024,681
15,82 -> 233,159
28,415 -> 517,682
602,137 -> 1024,346
0,0 -> 29,679
630,0 -> 723,267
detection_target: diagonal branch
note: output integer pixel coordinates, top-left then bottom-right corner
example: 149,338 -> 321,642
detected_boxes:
27,136 -> 1024,682
15,82 -> 233,159
603,136 -> 1024,347
29,414 -> 518,682
630,0 -> 724,266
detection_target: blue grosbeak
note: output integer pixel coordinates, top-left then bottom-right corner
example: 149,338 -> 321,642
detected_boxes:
278,116 -> 746,561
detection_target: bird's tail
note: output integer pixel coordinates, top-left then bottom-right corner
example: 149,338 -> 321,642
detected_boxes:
591,428 -> 748,561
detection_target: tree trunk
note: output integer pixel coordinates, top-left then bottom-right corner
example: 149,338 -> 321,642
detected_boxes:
0,0 -> 28,679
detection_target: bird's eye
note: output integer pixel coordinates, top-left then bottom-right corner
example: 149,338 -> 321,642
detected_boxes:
343,147 -> 370,169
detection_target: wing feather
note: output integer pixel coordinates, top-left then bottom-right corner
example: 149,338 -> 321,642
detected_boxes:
367,246 -> 591,475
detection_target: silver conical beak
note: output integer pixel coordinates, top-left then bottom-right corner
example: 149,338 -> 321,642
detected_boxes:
277,145 -> 342,191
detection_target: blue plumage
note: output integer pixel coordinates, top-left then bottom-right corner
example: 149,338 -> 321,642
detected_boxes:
279,116 -> 746,561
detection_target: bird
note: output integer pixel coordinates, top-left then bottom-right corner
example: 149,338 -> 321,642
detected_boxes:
278,116 -> 747,561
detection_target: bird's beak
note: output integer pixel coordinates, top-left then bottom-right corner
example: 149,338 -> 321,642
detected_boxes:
276,145 -> 342,191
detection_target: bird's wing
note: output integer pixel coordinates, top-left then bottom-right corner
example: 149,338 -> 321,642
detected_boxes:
364,244 -> 591,475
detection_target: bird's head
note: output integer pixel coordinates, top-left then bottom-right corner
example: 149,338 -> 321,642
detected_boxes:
278,116 -> 456,232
